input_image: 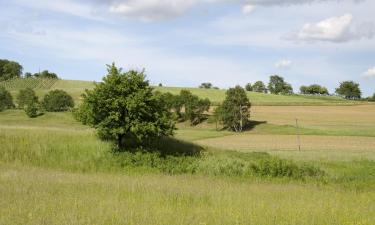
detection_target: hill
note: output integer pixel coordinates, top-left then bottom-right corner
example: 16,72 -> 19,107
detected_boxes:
1,78 -> 366,106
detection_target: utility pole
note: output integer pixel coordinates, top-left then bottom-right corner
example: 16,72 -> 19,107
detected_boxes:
295,118 -> 301,151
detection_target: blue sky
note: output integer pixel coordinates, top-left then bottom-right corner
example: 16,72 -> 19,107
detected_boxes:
1,0 -> 375,96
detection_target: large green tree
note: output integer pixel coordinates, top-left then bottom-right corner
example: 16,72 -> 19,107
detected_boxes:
17,88 -> 39,109
77,64 -> 175,149
268,75 -> 293,94
42,89 -> 74,112
335,81 -> 361,99
0,59 -> 23,81
216,85 -> 251,132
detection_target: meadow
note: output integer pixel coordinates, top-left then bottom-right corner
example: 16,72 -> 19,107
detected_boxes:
1,79 -> 375,224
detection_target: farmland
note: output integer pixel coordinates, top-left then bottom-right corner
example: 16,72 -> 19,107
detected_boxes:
1,79 -> 375,224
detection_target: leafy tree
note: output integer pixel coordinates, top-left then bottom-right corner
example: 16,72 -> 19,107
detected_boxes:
199,82 -> 213,89
335,81 -> 361,99
0,86 -> 14,111
17,88 -> 38,109
25,101 -> 40,118
245,83 -> 253,91
179,90 -> 210,125
42,89 -> 74,112
76,63 -> 175,149
300,84 -> 329,95
252,81 -> 267,93
268,75 -> 293,94
34,70 -> 59,79
0,59 -> 23,81
216,85 -> 251,132
24,72 -> 33,78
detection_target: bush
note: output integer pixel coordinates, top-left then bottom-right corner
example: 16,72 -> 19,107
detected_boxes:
0,86 -> 14,111
17,88 -> 38,109
25,101 -> 40,118
42,89 -> 74,112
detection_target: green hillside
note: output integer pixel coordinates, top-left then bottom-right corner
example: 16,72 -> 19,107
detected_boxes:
1,78 -> 364,106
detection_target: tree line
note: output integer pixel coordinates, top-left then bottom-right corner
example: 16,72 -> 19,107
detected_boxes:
201,75 -> 366,100
0,59 -> 59,81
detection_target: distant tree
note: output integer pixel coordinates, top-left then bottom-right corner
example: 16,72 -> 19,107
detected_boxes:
0,59 -> 23,81
199,82 -> 213,89
17,88 -> 38,109
158,83 -> 163,87
25,101 -> 41,118
76,63 -> 175,149
252,81 -> 267,93
300,84 -> 329,95
268,75 -> 293,94
335,81 -> 361,99
0,86 -> 14,111
213,86 -> 220,90
34,70 -> 59,79
179,90 -> 210,125
245,83 -> 253,91
216,85 -> 251,132
24,72 -> 33,78
42,89 -> 74,112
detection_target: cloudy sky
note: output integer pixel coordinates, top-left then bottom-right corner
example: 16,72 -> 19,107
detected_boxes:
1,0 -> 374,96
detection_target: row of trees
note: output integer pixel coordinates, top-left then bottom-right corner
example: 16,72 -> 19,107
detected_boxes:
0,59 -> 59,81
300,84 -> 329,95
245,75 -> 293,94
0,87 -> 74,117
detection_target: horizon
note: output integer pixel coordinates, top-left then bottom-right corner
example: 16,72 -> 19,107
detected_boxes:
1,0 -> 375,96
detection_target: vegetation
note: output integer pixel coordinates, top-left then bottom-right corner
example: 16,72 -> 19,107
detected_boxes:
16,88 -> 39,109
300,84 -> 329,95
0,86 -> 14,111
42,89 -> 74,112
216,86 -> 251,132
335,80 -> 362,99
245,82 -> 252,91
199,82 -> 213,89
76,64 -> 174,150
252,81 -> 267,93
268,75 -> 293,95
28,70 -> 59,79
0,59 -> 23,81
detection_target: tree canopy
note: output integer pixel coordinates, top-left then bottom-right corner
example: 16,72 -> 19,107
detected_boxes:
17,88 -> 39,109
0,59 -> 23,81
42,89 -> 74,112
0,86 -> 14,111
300,84 -> 329,95
335,81 -> 361,100
252,81 -> 267,93
199,82 -> 213,89
216,85 -> 251,132
268,75 -> 293,95
245,83 -> 252,91
76,63 -> 175,149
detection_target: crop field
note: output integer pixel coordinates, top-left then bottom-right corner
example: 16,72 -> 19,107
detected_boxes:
1,80 -> 375,225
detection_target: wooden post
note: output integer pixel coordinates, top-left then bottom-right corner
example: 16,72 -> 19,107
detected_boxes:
295,118 -> 301,151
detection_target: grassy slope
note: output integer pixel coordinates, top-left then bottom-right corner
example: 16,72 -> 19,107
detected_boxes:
2,78 -> 365,106
0,111 -> 375,224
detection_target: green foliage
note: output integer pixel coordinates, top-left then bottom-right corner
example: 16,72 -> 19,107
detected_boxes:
33,70 -> 59,79
42,89 -> 74,112
245,83 -> 252,91
77,63 -> 175,149
335,81 -> 361,99
199,82 -> 213,89
17,88 -> 39,109
25,101 -> 41,118
216,85 -> 251,132
300,84 -> 329,95
268,75 -> 293,94
0,59 -> 23,81
252,81 -> 267,93
0,86 -> 14,111
179,90 -> 211,125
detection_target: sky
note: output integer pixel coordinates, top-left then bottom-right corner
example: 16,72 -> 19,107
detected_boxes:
0,0 -> 374,96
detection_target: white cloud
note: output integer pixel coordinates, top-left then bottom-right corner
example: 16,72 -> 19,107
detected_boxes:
290,14 -> 375,42
363,66 -> 375,78
275,60 -> 292,69
242,4 -> 255,14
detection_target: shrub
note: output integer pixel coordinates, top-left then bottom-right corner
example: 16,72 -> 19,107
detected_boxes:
42,89 -> 74,112
17,88 -> 38,109
25,101 -> 40,118
0,86 -> 14,111
245,83 -> 252,91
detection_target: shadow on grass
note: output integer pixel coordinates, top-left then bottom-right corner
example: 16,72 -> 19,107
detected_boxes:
154,137 -> 204,156
244,120 -> 267,130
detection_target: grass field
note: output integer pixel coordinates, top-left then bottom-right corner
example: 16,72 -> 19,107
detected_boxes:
1,79 -> 375,224
1,78 -> 366,106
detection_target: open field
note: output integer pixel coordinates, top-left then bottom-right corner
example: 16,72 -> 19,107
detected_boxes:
1,165 -> 374,225
1,79 -> 375,224
1,78 -> 367,106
